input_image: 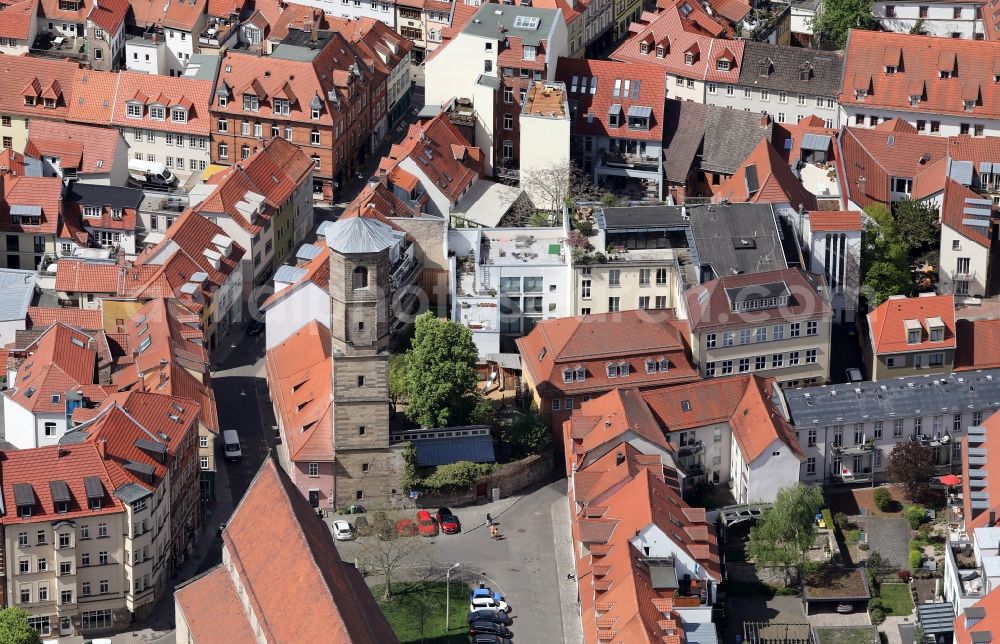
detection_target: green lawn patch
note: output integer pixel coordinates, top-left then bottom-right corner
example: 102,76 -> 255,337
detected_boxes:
879,583 -> 915,616
815,626 -> 880,644
374,581 -> 470,644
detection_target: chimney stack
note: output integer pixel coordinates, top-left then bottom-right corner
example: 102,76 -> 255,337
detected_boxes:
990,510 -> 996,527
96,438 -> 107,460
311,24 -> 318,43
616,452 -> 624,466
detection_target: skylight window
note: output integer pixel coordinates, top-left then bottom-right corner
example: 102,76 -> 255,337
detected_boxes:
139,336 -> 152,353
513,15 -> 540,29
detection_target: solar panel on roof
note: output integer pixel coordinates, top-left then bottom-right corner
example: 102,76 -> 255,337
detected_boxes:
49,480 -> 71,504
745,164 -> 760,195
966,197 -> 993,207
10,205 -> 41,217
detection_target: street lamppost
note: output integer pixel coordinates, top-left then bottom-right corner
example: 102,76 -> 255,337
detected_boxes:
445,562 -> 461,634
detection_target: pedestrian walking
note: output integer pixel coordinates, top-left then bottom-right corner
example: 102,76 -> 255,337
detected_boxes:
490,525 -> 498,540
486,513 -> 493,527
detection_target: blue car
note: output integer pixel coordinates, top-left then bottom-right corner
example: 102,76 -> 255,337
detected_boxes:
470,586 -> 504,603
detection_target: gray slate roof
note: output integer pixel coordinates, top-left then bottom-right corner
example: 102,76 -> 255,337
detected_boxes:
662,100 -> 707,184
413,435 -> 496,467
701,105 -> 773,175
65,183 -> 144,210
687,203 -> 787,279
737,42 -> 843,97
779,369 -> 1000,428
0,269 -> 36,322
322,217 -> 399,255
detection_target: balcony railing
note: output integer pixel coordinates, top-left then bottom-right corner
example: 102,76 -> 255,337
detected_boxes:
600,151 -> 659,172
678,440 -> 703,456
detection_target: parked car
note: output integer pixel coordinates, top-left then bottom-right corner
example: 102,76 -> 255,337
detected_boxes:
470,585 -> 504,603
469,621 -> 513,638
467,609 -> 513,626
222,429 -> 242,462
470,597 -> 511,614
332,520 -> 354,541
436,507 -> 461,534
416,509 -> 438,537
472,635 -> 512,644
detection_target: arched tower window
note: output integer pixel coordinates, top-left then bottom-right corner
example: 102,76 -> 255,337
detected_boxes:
353,266 -> 369,289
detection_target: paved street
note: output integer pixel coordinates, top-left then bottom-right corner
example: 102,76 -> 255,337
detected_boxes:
334,478 -> 574,644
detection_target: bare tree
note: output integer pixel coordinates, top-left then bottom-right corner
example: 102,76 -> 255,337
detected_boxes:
357,510 -> 432,600
520,161 -> 597,213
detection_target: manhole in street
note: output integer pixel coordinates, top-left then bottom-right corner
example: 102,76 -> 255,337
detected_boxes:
518,528 -> 526,533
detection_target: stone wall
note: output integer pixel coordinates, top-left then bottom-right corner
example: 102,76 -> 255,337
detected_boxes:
416,450 -> 556,508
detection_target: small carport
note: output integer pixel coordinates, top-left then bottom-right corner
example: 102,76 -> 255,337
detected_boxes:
801,566 -> 871,616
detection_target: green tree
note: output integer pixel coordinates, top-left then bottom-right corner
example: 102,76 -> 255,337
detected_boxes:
888,442 -> 936,502
359,511 -> 430,600
812,0 -> 879,48
499,406 -> 552,457
388,353 -> 409,414
864,260 -> 912,307
747,484 -> 825,575
861,205 -> 912,307
0,608 -> 42,644
403,312 -> 480,428
893,199 -> 939,251
909,18 -> 927,34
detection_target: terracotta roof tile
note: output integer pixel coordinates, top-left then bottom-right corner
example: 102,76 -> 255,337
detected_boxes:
87,0 -> 129,32
808,211 -> 863,232
867,294 -> 956,355
26,121 -> 123,176
0,0 -> 38,39
716,137 -> 818,209
940,178 -> 993,248
956,318 -> 1000,371
555,58 -> 666,141
730,375 -> 804,462
516,310 -> 698,398
840,30 -> 1000,120
132,0 -> 208,30
0,176 -> 62,235
26,307 -> 103,330
265,321 -> 333,462
6,323 -> 102,414
39,0 -> 90,23
192,459 -> 397,642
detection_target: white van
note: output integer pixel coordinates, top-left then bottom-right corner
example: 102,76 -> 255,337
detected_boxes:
222,430 -> 242,462
128,159 -> 177,188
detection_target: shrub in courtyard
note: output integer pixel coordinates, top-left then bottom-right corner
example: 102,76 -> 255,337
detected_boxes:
909,548 -> 923,571
874,488 -> 893,512
904,505 -> 926,529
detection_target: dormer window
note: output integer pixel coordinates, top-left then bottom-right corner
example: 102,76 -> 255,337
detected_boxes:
619,362 -> 630,376
909,94 -> 920,106
24,96 -> 35,106
150,105 -> 165,120
311,107 -> 321,119
608,103 -> 621,127
575,367 -> 586,381
940,70 -> 952,79
44,98 -> 55,109
171,108 -> 188,123
607,363 -> 619,378
799,64 -> 813,81
126,102 -> 142,118
640,42 -> 650,54
908,329 -> 920,343
563,368 -> 573,383
931,328 -> 943,342
964,99 -> 976,111
684,53 -> 694,65
274,98 -> 290,115
904,318 -> 922,343
219,95 -> 228,107
855,89 -> 868,100
84,206 -> 100,218
885,65 -> 897,75
717,59 -> 730,71
656,45 -> 666,58
243,94 -> 259,111
56,501 -> 68,514
646,359 -> 656,374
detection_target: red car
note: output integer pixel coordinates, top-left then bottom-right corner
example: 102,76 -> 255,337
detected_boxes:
436,507 -> 461,534
416,510 -> 439,537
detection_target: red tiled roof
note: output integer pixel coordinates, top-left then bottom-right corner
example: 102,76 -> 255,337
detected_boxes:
941,178 -> 993,248
87,0 -> 129,32
716,137 -> 818,209
39,0 -> 90,23
265,321 -> 333,462
256,0 -> 325,42
555,58 -> 666,141
26,306 -> 103,330
131,0 -> 207,30
66,69 -> 213,137
641,376 -> 751,432
516,310 -> 698,398
0,0 -> 38,40
565,387 -> 674,470
377,113 -> 481,204
175,567 -> 255,642
0,442 -> 126,525
198,459 -> 397,642
955,586 -> 1000,644
808,211 -> 863,232
194,138 -> 314,235
611,6 -> 741,85
26,121 -> 123,176
838,126 -> 949,209
0,176 -> 63,235
0,150 -> 28,178
261,240 -> 330,311
956,318 -> 1000,371
328,15 -> 413,78
207,0 -> 247,17
840,30 -> 1000,120
867,294 -> 957,355
730,375 -> 804,462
